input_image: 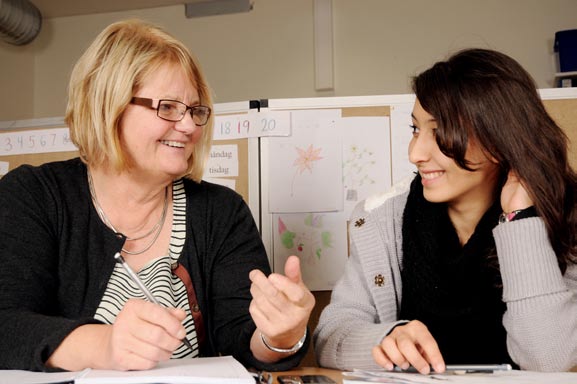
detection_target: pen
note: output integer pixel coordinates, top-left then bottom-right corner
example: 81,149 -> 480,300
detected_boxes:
113,252 -> 194,352
444,364 -> 512,373
394,363 -> 512,374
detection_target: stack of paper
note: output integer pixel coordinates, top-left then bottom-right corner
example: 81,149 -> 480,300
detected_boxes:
0,356 -> 254,384
342,369 -> 577,384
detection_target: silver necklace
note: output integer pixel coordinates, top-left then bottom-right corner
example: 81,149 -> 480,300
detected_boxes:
87,170 -> 169,255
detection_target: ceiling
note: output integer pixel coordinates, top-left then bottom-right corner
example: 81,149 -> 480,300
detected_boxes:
30,0 -> 205,19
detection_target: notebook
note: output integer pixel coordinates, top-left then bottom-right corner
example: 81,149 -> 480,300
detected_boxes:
0,355 -> 254,384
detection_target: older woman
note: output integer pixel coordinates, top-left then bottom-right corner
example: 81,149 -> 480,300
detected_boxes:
0,19 -> 314,372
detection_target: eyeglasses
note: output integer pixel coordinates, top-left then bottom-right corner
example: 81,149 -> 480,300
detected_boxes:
131,97 -> 211,126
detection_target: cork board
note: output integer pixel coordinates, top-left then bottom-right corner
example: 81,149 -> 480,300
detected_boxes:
543,98 -> 577,168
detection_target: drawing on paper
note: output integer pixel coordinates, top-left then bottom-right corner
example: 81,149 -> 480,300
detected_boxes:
291,144 -> 323,196
278,214 -> 333,264
342,144 -> 376,201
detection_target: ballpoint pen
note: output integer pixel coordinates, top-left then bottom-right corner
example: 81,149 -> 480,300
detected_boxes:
113,252 -> 194,352
394,363 -> 512,374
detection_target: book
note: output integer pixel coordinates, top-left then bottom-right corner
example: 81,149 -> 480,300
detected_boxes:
0,355 -> 255,384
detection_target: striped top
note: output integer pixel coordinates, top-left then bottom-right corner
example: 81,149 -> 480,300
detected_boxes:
94,179 -> 198,358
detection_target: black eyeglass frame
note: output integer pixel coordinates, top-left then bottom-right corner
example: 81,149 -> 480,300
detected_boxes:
130,97 -> 212,126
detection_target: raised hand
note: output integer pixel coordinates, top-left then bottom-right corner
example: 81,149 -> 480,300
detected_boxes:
249,255 -> 315,355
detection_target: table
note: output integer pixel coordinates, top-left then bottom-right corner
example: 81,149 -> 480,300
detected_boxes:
271,367 -> 343,384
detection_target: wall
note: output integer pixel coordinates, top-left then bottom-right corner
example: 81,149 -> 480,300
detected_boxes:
1,0 -> 576,119
0,44 -> 35,120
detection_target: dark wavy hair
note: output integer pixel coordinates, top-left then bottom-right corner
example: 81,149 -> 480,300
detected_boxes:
412,48 -> 577,273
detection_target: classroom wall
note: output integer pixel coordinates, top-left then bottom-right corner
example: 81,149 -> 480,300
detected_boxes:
1,0 -> 576,120
0,43 -> 35,120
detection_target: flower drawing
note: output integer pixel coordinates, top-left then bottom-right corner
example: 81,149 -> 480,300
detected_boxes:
291,144 -> 323,196
294,144 -> 323,174
277,215 -> 333,262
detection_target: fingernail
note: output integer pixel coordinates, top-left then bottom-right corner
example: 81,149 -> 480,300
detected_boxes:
177,328 -> 186,339
401,363 -> 409,370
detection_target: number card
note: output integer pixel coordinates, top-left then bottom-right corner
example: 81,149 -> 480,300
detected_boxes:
212,111 -> 291,141
0,128 -> 77,155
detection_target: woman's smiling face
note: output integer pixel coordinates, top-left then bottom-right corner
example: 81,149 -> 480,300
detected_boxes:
119,63 -> 203,181
408,98 -> 500,209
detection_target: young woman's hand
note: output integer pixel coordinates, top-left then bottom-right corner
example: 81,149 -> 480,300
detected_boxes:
372,320 -> 445,374
500,171 -> 534,213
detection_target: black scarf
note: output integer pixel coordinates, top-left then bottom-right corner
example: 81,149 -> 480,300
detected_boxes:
400,175 -> 514,365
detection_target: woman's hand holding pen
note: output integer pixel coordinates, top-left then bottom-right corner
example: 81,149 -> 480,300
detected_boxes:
372,320 -> 445,375
249,255 -> 315,362
100,299 -> 187,370
46,299 -> 187,371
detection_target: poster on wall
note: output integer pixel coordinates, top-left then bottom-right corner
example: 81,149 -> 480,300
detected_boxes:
273,211 -> 348,291
271,114 -> 392,290
267,109 -> 343,213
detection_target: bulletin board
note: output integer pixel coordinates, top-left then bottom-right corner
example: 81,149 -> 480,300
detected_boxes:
260,94 -> 416,292
543,97 -> 577,168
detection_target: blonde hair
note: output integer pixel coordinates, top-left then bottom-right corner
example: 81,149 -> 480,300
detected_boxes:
65,19 -> 213,182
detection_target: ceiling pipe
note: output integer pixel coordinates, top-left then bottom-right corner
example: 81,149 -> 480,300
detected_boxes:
0,0 -> 42,46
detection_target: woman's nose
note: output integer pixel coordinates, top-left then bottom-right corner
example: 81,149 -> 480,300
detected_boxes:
174,112 -> 198,135
408,134 -> 434,164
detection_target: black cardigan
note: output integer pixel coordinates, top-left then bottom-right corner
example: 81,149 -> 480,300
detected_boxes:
0,158 -> 307,371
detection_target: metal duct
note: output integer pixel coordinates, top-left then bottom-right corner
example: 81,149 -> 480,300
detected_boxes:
0,0 -> 41,45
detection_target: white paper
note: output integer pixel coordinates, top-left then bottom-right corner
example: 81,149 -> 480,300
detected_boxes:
390,102 -> 417,184
273,211 -> 348,290
268,109 -> 343,213
0,161 -> 9,176
0,369 -> 82,384
0,356 -> 253,384
212,111 -> 291,140
340,116 -> 391,216
342,369 -> 577,384
204,144 -> 239,177
0,127 -> 77,156
78,356 -> 253,384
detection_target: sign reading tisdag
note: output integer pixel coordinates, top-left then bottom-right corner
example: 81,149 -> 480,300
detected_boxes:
204,144 -> 239,177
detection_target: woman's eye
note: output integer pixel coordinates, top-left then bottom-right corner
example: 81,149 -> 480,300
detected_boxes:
409,124 -> 419,136
160,103 -> 176,112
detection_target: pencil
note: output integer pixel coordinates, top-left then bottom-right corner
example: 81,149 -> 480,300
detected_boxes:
113,252 -> 194,352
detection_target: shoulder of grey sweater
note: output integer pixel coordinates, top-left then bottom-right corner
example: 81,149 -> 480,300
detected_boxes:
363,175 -> 413,212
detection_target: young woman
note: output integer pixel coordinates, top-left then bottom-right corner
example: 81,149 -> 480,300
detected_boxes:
0,19 -> 314,372
314,48 -> 577,373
